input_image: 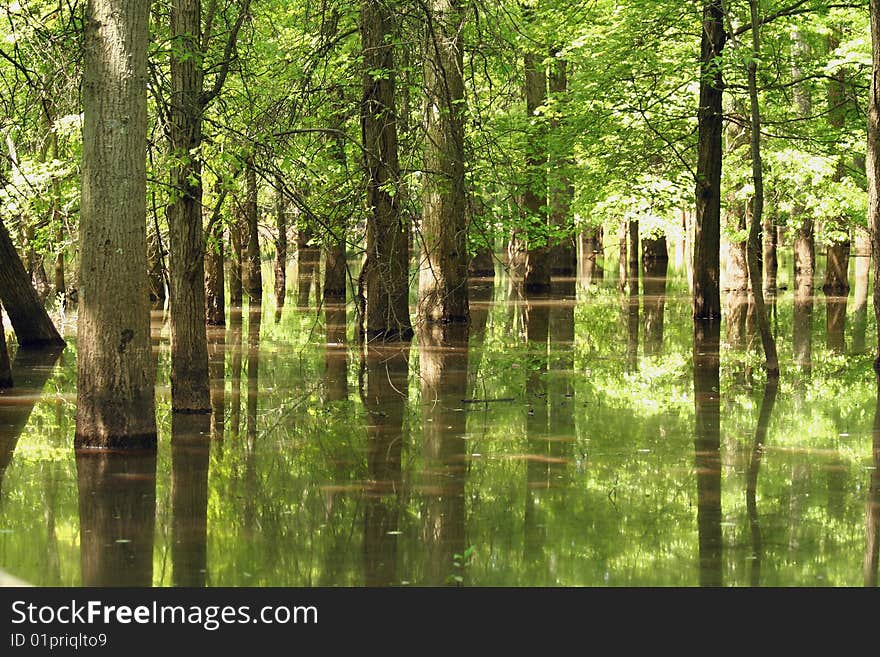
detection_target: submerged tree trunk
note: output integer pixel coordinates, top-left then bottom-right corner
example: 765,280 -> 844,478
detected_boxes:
762,213 -> 777,293
693,0 -> 726,319
0,220 -> 64,347
360,0 -> 412,341
418,0 -> 469,324
229,210 -> 244,308
171,412 -> 211,587
168,0 -> 210,413
76,0 -> 155,447
642,236 -> 668,356
204,210 -> 226,326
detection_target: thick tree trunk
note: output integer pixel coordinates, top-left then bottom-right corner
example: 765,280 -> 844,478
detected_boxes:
418,0 -> 469,324
274,179 -> 288,313
693,0 -> 726,319
0,220 -> 64,347
76,0 -> 155,446
167,0 -> 210,413
245,156 -> 262,304
360,0 -> 412,341
522,46 -> 551,294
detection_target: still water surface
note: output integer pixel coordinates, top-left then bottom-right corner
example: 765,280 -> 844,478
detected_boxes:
1,262 -> 879,586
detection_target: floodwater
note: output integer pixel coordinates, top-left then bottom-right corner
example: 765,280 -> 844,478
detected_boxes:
1,256 -> 879,587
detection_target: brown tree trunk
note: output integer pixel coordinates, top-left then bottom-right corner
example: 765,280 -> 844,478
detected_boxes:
0,220 -> 64,347
76,0 -> 155,446
869,0 -> 880,372
823,242 -> 851,296
417,0 -> 469,324
245,156 -> 262,304
468,246 -> 495,278
762,213 -> 777,293
147,222 -> 167,303
628,219 -> 639,294
618,221 -> 627,292
853,227 -> 871,353
693,0 -> 726,319
168,0 -> 210,413
323,103 -> 348,303
360,0 -> 412,341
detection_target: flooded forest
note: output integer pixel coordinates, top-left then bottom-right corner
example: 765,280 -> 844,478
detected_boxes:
2,1 -> 880,587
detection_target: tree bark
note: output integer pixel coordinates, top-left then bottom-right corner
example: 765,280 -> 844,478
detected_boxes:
274,178 -> 288,313
548,54 -> 576,277
522,44 -> 551,294
0,220 -> 64,347
76,0 -> 156,446
245,156 -> 262,304
693,0 -> 726,319
417,0 -> 469,324
360,0 -> 412,341
205,218 -> 226,326
229,209 -> 244,307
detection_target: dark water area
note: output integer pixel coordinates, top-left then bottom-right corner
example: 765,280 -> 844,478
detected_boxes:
1,257 -> 880,587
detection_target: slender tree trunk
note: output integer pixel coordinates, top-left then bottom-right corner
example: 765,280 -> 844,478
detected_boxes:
274,178 -> 288,312
642,236 -> 668,356
0,220 -> 64,347
826,27 -> 852,298
693,0 -> 726,319
245,156 -> 262,304
853,227 -> 871,353
147,221 -> 167,303
762,212 -> 777,293
627,218 -> 639,294
418,0 -> 469,324
618,221 -> 627,292
745,0 -> 779,378
76,0 -> 155,446
324,99 -> 349,302
360,0 -> 412,340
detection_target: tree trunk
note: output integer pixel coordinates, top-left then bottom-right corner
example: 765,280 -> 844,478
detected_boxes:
205,217 -> 226,326
274,179 -> 288,313
642,236 -> 668,356
171,412 -> 211,587
360,0 -> 412,341
323,100 -> 348,303
468,246 -> 494,278
548,54 -> 576,277
762,212 -> 777,293
745,0 -> 779,378
229,210 -> 244,307
627,218 -> 639,294
618,221 -> 627,292
76,0 -> 155,446
0,220 -> 64,347
147,221 -> 166,303
823,242 -> 851,296
418,0 -> 469,324
693,0 -> 726,319
0,303 -> 11,388
245,156 -> 262,304
522,44 -> 551,294
167,0 -> 210,413
853,227 -> 871,353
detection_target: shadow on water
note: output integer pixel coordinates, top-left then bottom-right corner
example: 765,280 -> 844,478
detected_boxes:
746,378 -> 779,587
419,323 -> 469,586
693,319 -> 722,587
361,340 -> 409,586
171,412 -> 212,587
865,378 -> 880,587
0,346 -> 64,498
76,449 -> 157,587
